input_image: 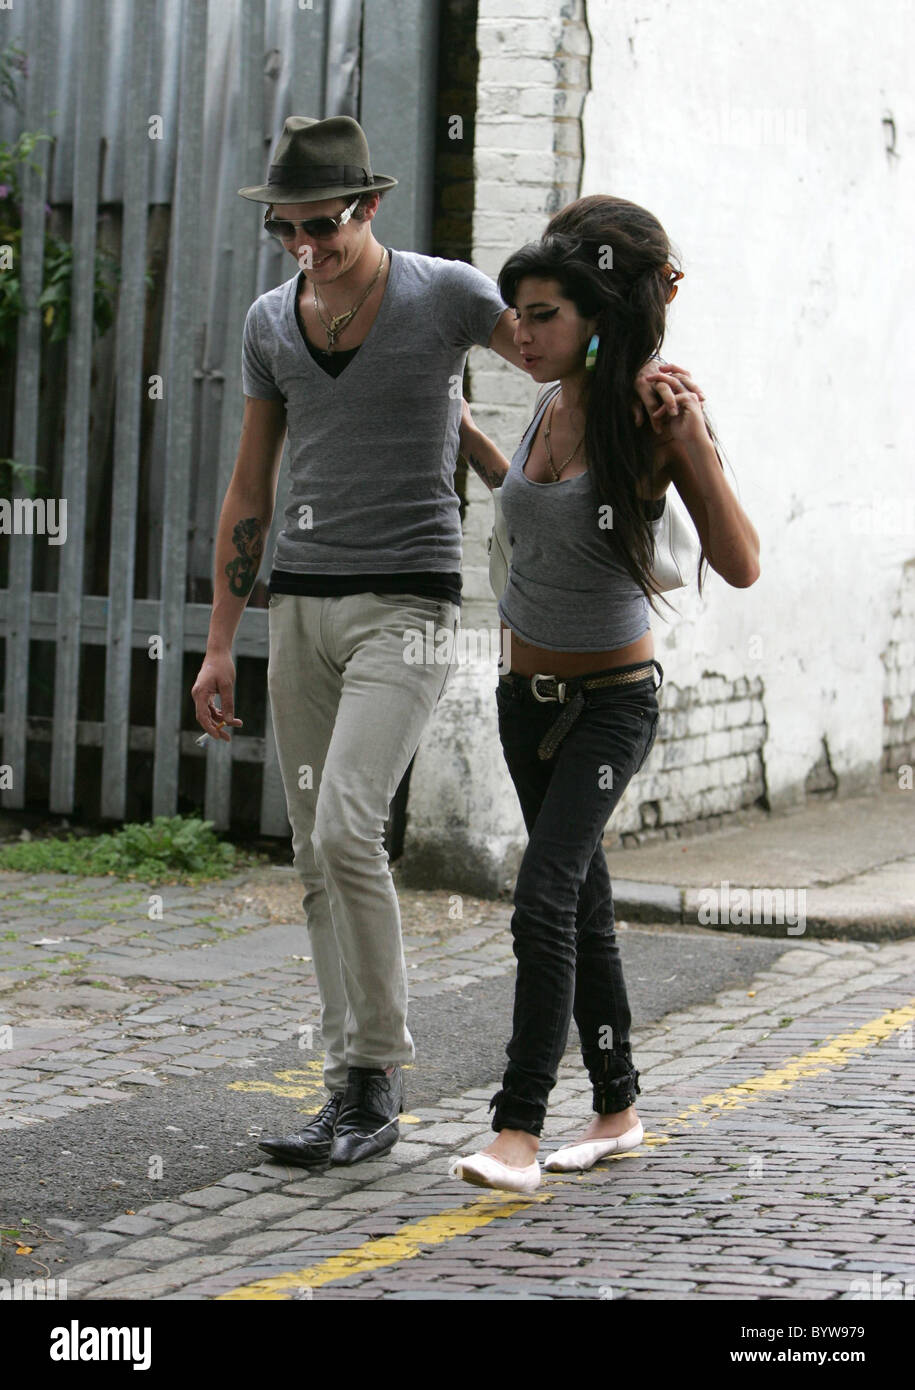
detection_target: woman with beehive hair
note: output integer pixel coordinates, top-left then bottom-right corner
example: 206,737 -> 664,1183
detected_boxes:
451,195 -> 760,1192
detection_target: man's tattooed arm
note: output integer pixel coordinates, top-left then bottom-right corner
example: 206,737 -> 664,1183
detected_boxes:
465,449 -> 510,491
458,399 -> 511,491
224,516 -> 265,598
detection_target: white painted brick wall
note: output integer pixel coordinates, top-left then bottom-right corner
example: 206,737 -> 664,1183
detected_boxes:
881,558 -> 915,776
609,669 -> 769,841
583,0 -> 914,823
458,0 -> 913,858
465,0 -> 779,845
480,0 -> 570,16
468,0 -> 591,611
477,19 -> 565,55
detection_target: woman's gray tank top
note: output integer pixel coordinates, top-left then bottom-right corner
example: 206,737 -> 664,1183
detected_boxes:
497,384 -> 663,653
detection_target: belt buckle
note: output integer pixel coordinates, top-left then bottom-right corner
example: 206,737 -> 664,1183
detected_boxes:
531,673 -> 566,703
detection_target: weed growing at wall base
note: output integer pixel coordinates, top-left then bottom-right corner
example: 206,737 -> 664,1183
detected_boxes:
0,814 -> 257,883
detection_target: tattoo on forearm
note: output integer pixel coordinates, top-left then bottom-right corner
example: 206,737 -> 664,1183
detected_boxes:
225,517 -> 264,598
467,451 -> 508,490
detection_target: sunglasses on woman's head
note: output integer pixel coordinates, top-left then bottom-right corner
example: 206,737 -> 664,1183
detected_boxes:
263,197 -> 360,242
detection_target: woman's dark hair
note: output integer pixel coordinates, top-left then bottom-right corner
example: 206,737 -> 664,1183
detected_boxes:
498,194 -> 724,610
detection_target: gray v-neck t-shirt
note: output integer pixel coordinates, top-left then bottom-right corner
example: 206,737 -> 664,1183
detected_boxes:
241,248 -> 506,579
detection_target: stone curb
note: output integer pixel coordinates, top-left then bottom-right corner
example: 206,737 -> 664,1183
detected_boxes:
613,877 -> 915,941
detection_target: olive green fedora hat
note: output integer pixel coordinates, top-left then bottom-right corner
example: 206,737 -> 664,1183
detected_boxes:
238,115 -> 397,204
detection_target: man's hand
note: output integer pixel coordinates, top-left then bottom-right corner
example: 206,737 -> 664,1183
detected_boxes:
641,369 -> 706,448
192,651 -> 244,742
634,359 -> 705,432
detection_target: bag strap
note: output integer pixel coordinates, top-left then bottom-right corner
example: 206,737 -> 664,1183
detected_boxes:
534,380 -> 561,413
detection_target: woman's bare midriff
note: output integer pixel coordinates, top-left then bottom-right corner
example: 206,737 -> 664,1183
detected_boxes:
500,619 -> 654,677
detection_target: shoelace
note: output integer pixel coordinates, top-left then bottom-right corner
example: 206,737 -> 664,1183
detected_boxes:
314,1094 -> 341,1124
350,1071 -> 400,1118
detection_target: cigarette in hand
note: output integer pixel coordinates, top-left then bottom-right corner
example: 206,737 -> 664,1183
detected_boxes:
195,718 -> 226,747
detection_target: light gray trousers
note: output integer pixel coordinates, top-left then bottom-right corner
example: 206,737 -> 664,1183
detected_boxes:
267,589 -> 460,1092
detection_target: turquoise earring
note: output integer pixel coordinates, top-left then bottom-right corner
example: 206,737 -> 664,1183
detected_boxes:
585,333 -> 600,371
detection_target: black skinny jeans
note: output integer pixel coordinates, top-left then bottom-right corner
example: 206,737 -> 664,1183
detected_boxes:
490,658 -> 663,1138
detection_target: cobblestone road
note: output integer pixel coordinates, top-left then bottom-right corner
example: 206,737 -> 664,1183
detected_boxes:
2,868 -> 913,1303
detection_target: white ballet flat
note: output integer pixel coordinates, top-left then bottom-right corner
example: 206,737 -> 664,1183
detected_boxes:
544,1119 -> 645,1172
449,1151 -> 541,1193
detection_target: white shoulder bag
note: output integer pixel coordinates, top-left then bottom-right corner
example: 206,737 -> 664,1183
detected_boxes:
648,485 -> 701,593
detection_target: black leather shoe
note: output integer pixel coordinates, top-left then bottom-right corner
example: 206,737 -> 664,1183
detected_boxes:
330,1066 -> 405,1165
257,1091 -> 343,1166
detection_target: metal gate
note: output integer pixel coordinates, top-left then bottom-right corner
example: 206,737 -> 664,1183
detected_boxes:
0,0 -> 439,834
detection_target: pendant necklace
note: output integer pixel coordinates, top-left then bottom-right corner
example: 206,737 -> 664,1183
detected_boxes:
543,394 -> 584,481
313,247 -> 387,353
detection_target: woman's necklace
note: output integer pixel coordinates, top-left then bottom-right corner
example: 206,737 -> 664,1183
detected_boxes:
543,394 -> 584,481
312,247 -> 387,353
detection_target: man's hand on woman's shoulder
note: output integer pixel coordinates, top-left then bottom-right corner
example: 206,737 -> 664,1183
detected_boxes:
633,358 -> 705,432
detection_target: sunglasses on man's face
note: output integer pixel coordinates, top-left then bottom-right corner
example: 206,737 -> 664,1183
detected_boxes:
263,198 -> 360,242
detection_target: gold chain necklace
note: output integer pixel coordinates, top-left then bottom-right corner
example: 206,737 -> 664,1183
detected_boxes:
312,247 -> 387,353
543,394 -> 584,481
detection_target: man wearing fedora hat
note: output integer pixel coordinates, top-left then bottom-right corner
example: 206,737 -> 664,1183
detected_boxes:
192,115 -> 687,1168
192,114 -> 517,1168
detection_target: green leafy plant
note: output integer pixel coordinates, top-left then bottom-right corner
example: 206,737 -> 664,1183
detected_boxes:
0,40 -> 27,112
36,231 -> 121,344
0,42 -> 125,352
0,456 -> 44,500
0,814 -> 261,884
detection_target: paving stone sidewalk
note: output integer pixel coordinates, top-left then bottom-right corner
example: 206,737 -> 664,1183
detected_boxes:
21,932 -> 915,1301
606,774 -> 915,938
0,870 -> 514,1131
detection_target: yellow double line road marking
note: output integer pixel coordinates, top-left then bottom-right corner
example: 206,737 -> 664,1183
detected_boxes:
219,1193 -> 543,1299
217,999 -> 915,1299
646,998 -> 915,1142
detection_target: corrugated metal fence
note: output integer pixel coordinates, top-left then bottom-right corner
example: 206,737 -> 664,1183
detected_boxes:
0,0 -> 438,835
